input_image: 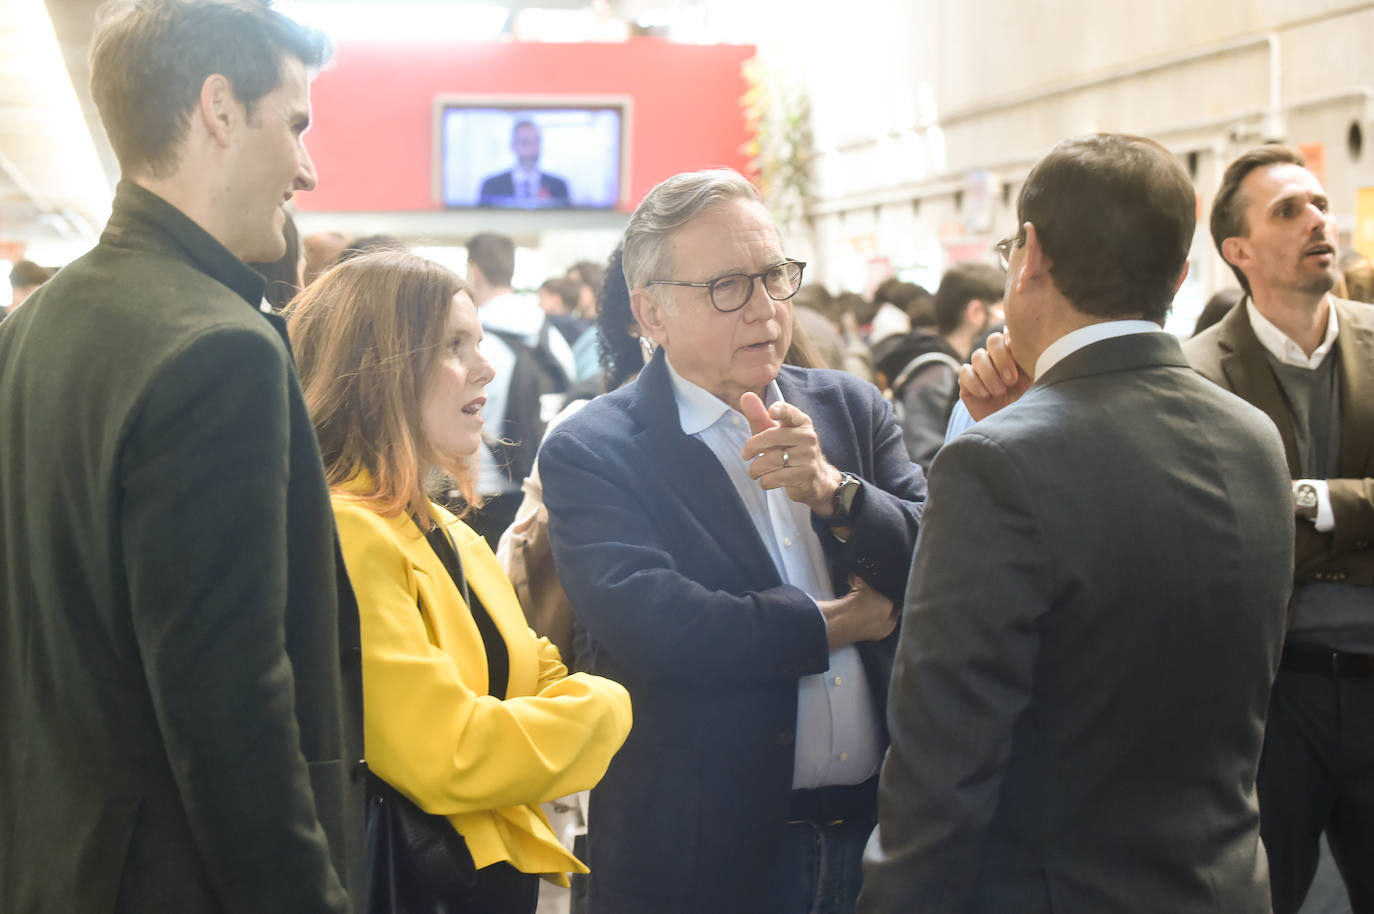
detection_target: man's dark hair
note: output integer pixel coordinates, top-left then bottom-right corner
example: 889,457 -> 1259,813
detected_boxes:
838,291 -> 877,327
874,279 -> 926,312
539,277 -> 580,313
933,262 -> 1005,336
467,233 -> 516,288
1016,133 -> 1195,323
9,260 -> 56,290
1210,145 -> 1307,295
567,260 -> 605,294
90,0 -> 329,179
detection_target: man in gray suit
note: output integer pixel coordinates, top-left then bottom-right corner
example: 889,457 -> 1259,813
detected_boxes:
0,3 -> 362,912
857,134 -> 1294,913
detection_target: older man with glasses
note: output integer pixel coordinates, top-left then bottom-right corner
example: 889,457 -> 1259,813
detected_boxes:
539,168 -> 927,914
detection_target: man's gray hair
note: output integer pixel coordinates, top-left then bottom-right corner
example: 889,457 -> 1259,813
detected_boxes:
621,168 -> 761,293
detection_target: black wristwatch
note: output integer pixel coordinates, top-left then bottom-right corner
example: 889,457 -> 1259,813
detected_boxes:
822,473 -> 863,527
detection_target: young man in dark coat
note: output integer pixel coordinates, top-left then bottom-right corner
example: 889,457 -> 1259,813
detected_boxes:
0,3 -> 364,912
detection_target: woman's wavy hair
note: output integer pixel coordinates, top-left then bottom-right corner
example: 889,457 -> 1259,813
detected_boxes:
286,249 -> 475,524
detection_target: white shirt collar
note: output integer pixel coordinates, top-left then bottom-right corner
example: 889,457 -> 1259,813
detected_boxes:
1033,320 -> 1164,379
1246,298 -> 1339,370
664,356 -> 782,435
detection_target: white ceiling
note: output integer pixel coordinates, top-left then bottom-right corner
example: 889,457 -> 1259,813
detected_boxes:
0,0 -> 114,254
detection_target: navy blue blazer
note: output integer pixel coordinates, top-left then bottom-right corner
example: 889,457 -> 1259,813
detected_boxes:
540,350 -> 926,914
477,169 -> 570,205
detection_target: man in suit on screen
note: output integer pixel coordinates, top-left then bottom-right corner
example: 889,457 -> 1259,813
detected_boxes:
479,120 -> 571,207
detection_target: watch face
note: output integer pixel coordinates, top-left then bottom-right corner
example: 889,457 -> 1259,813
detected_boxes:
838,475 -> 861,513
1296,484 -> 1319,509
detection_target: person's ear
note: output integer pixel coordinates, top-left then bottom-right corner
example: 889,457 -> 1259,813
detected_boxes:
1008,222 -> 1050,296
965,299 -> 985,327
631,288 -> 670,348
198,74 -> 236,147
1021,223 -> 1051,279
1221,237 -> 1249,276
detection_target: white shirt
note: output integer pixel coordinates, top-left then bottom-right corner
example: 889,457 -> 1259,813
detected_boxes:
665,358 -> 883,790
512,167 -> 541,199
476,291 -> 577,496
1246,299 -> 1340,531
1033,319 -> 1165,380
1246,299 -> 1339,370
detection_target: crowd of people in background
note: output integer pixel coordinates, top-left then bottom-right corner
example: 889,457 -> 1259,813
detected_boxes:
5,3 -> 1374,914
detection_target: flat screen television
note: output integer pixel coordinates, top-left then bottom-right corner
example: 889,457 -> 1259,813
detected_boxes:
435,98 -> 627,210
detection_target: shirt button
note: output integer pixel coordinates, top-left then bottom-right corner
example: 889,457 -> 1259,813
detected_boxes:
833,676 -> 843,686
783,537 -> 792,547
839,751 -> 849,762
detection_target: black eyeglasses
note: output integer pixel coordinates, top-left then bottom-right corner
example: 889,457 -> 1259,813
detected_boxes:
993,235 -> 1017,271
645,259 -> 807,313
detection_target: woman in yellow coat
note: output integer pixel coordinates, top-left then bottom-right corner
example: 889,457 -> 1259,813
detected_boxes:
287,250 -> 632,913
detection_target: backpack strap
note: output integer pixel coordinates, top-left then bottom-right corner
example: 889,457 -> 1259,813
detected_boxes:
891,351 -> 962,396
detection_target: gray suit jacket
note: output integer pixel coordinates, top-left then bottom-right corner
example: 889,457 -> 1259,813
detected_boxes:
859,331 -> 1293,913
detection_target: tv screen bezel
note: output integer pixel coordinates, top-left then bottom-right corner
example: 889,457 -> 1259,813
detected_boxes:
432,95 -> 632,212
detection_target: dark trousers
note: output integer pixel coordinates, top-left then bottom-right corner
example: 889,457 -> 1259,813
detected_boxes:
1259,667 -> 1374,914
760,812 -> 875,914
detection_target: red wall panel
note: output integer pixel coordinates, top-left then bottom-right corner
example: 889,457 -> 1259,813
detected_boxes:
297,39 -> 756,213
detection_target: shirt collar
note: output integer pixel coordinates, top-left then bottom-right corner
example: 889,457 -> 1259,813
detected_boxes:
1246,298 -> 1339,369
1034,319 -> 1163,379
101,180 -> 266,308
664,356 -> 782,435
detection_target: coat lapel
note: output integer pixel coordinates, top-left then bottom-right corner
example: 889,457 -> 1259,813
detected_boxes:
628,350 -> 781,587
1335,298 -> 1374,477
1216,305 -> 1302,477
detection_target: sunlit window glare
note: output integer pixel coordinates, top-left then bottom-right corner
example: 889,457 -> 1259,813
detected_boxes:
275,2 -> 510,42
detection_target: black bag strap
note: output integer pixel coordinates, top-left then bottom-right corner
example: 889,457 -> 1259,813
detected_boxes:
421,520 -> 509,701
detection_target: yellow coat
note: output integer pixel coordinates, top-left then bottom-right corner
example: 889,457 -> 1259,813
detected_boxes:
332,486 -> 632,879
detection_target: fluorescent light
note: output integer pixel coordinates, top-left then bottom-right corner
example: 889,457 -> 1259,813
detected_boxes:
2,0 -> 111,237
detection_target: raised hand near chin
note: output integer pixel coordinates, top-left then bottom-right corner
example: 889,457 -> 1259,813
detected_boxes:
738,391 -> 843,515
960,330 -> 1032,421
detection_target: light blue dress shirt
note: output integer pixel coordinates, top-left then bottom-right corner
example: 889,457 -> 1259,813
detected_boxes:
664,359 -> 883,789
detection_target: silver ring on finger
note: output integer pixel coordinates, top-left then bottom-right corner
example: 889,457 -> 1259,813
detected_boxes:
781,448 -> 790,467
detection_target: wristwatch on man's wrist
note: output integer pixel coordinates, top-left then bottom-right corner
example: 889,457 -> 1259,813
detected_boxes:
822,473 -> 863,527
1293,481 -> 1319,523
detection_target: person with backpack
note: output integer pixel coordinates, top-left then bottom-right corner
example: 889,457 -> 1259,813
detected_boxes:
872,262 -> 1004,471
464,232 -> 575,547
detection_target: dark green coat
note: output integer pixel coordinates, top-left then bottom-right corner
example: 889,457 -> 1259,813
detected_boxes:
0,182 -> 365,913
